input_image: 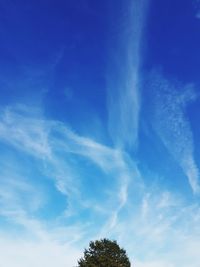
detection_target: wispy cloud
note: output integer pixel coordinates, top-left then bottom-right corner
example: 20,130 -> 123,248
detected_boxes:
0,104 -> 51,159
0,103 -> 200,266
0,103 -> 132,230
107,0 -> 149,149
104,186 -> 200,267
0,238 -> 81,267
0,103 -> 137,266
148,71 -> 200,194
1,178 -> 200,267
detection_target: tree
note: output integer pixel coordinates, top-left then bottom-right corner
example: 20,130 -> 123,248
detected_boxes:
77,238 -> 131,267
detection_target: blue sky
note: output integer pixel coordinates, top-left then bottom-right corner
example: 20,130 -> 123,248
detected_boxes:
0,0 -> 200,266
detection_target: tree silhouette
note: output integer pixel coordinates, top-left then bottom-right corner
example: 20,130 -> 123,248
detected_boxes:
77,238 -> 131,267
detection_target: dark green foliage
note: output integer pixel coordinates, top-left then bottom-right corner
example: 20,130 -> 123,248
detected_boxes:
77,238 -> 131,267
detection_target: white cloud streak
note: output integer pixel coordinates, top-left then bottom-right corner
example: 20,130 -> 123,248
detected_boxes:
0,103 -> 200,267
106,188 -> 200,267
0,228 -> 82,267
148,72 -> 200,194
107,0 -> 149,149
0,103 -> 132,234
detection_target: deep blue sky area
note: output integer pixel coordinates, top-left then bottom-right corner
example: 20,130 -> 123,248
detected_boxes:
0,1 -> 200,266
146,0 -> 200,82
